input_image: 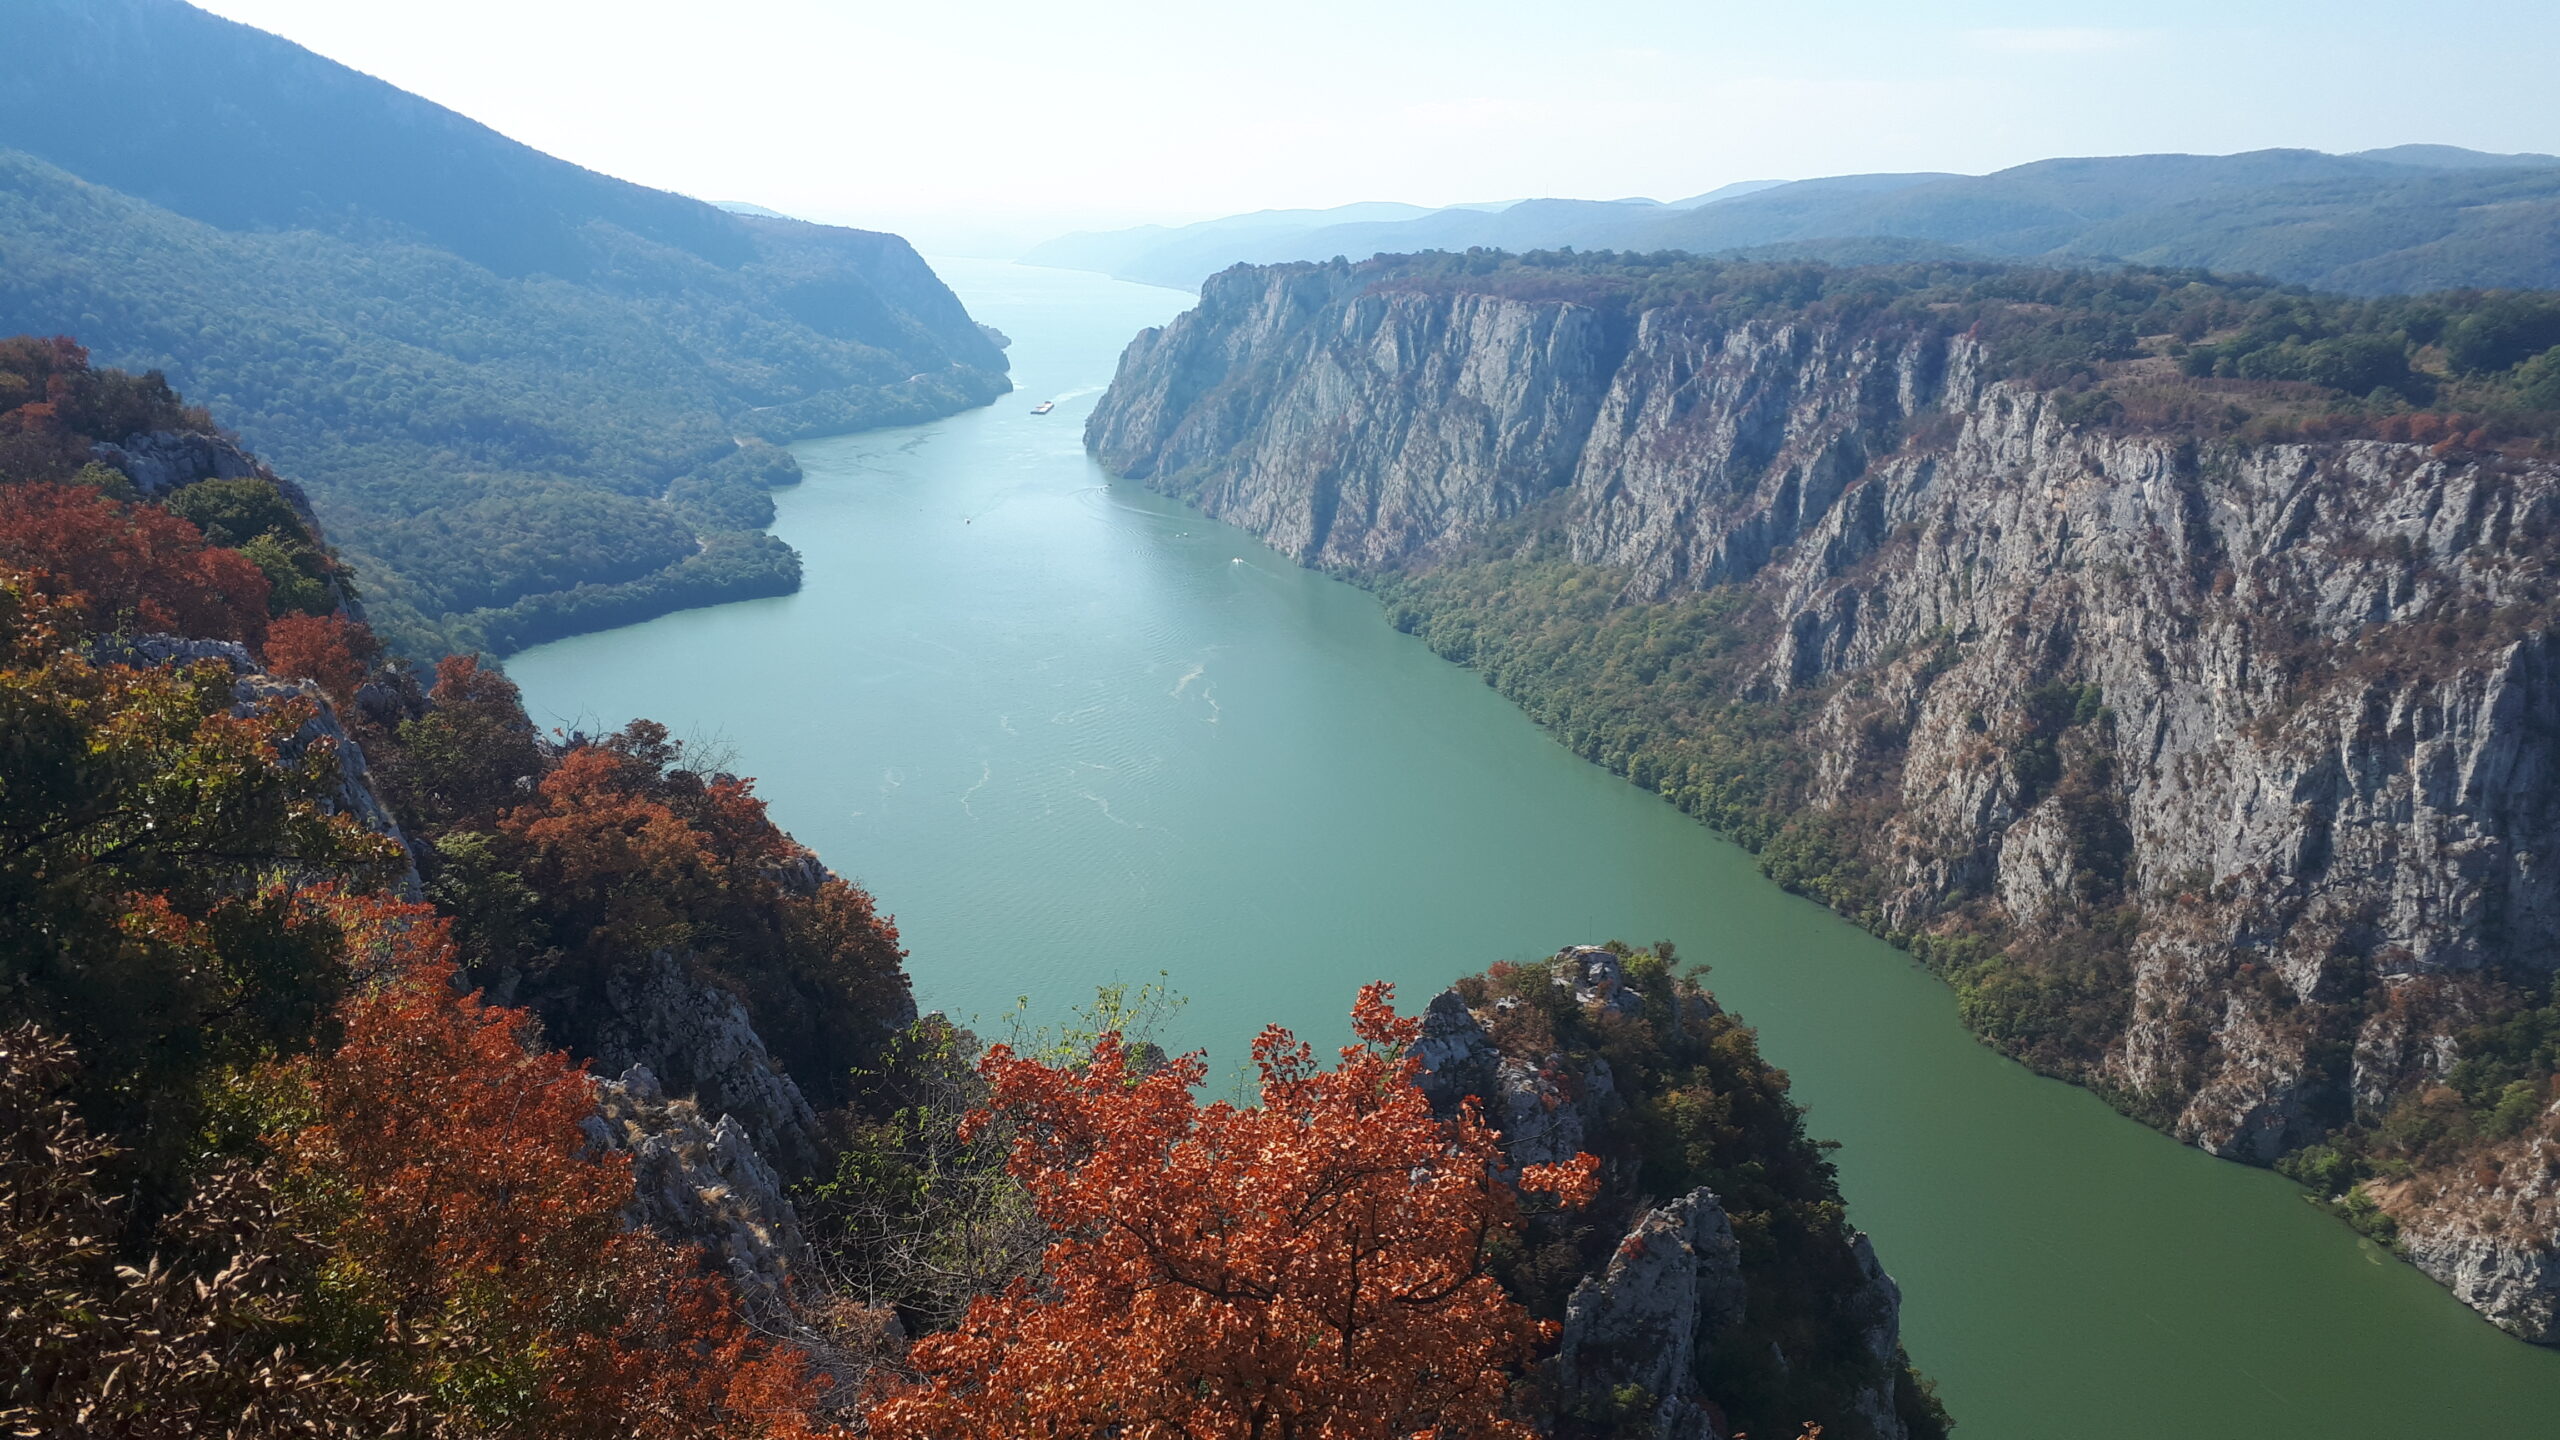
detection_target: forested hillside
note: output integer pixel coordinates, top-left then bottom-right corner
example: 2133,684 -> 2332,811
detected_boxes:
0,0 -> 1010,657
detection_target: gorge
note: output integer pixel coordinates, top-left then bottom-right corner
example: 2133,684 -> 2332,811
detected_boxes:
1083,252 -> 2560,1345
509,258 -> 2560,1438
10,1 -> 2560,1434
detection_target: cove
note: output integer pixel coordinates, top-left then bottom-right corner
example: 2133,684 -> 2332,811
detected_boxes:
507,258 -> 2560,1438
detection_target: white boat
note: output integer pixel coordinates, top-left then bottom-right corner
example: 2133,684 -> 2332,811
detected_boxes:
1030,400 -> 1056,415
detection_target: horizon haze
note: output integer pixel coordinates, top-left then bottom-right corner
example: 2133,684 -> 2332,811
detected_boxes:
186,0 -> 2560,254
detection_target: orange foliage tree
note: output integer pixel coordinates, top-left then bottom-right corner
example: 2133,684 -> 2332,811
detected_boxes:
0,481 -> 270,643
277,892 -> 838,1439
863,983 -> 1599,1440
262,611 -> 379,708
483,720 -> 911,1112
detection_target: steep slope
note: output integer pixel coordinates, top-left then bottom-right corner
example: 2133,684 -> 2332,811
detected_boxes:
1089,254 -> 2560,1342
1419,947 -> 1947,1440
0,0 -> 1009,656
0,347 -> 912,1431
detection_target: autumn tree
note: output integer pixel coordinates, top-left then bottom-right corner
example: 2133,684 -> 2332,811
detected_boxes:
0,481 -> 272,643
263,610 -> 380,708
0,336 -> 206,485
862,983 -> 1599,1440
468,719 -> 911,1119
0,568 -> 401,1199
378,653 -> 548,831
273,893 -> 837,1439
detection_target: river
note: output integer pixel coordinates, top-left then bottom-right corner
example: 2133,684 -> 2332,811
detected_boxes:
507,257 -> 2560,1437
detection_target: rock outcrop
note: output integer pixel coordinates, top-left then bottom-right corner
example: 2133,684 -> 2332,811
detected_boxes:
585,946 -> 828,1178
1411,952 -> 1928,1439
585,1062 -> 812,1318
95,428 -> 274,498
1550,1188 -> 1745,1440
1094,258 -> 2560,1340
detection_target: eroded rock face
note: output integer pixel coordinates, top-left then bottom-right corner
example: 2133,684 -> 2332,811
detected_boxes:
1411,968 -> 1920,1439
1097,262 -> 2560,1338
585,1063 -> 812,1319
1090,262 -> 1624,570
1552,1188 -> 1745,1440
2381,1107 -> 2560,1343
1413,988 -> 1501,1115
586,947 -> 826,1178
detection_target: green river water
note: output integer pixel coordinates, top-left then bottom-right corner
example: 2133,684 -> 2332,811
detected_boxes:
508,257 -> 2560,1437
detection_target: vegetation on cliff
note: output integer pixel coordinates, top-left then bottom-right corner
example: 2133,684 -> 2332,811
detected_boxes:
1369,249 -> 2560,453
5,353 -> 1921,1432
0,358 -> 902,1432
1447,948 -> 1950,1440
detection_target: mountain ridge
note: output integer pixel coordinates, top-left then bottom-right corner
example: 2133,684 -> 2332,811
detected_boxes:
0,0 -> 1010,656
1034,147 -> 2560,294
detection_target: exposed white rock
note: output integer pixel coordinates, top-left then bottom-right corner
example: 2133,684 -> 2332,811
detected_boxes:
586,1063 -> 812,1318
91,429 -> 269,497
589,946 -> 826,1176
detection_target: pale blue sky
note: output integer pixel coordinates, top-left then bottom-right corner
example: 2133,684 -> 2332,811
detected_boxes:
193,0 -> 2559,248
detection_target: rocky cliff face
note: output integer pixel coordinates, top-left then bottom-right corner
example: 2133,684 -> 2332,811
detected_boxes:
1413,948 -> 1931,1440
1092,259 -> 2560,1341
586,1062 -> 813,1320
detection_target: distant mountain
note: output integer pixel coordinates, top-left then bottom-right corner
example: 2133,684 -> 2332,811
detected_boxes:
1022,201 -> 1448,286
1026,190 -> 1801,292
1668,179 -> 1790,208
2353,144 -> 2560,170
0,0 -> 1009,655
1034,148 -> 2560,295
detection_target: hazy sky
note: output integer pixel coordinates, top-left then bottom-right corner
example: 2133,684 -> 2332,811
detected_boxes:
192,0 -> 2559,249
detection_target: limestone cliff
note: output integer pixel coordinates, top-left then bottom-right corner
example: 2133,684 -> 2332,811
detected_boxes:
1091,257 -> 2560,1341
585,1062 -> 813,1320
1414,948 -> 1939,1440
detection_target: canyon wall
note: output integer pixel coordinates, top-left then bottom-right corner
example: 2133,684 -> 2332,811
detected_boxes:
1090,259 -> 2560,1341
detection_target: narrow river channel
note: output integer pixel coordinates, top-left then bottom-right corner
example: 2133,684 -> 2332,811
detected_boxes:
507,257 -> 2560,1438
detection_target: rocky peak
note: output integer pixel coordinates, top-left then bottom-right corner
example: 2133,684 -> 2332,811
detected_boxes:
584,1062 -> 812,1320
1550,1187 -> 1747,1440
1407,964 -> 1922,1439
